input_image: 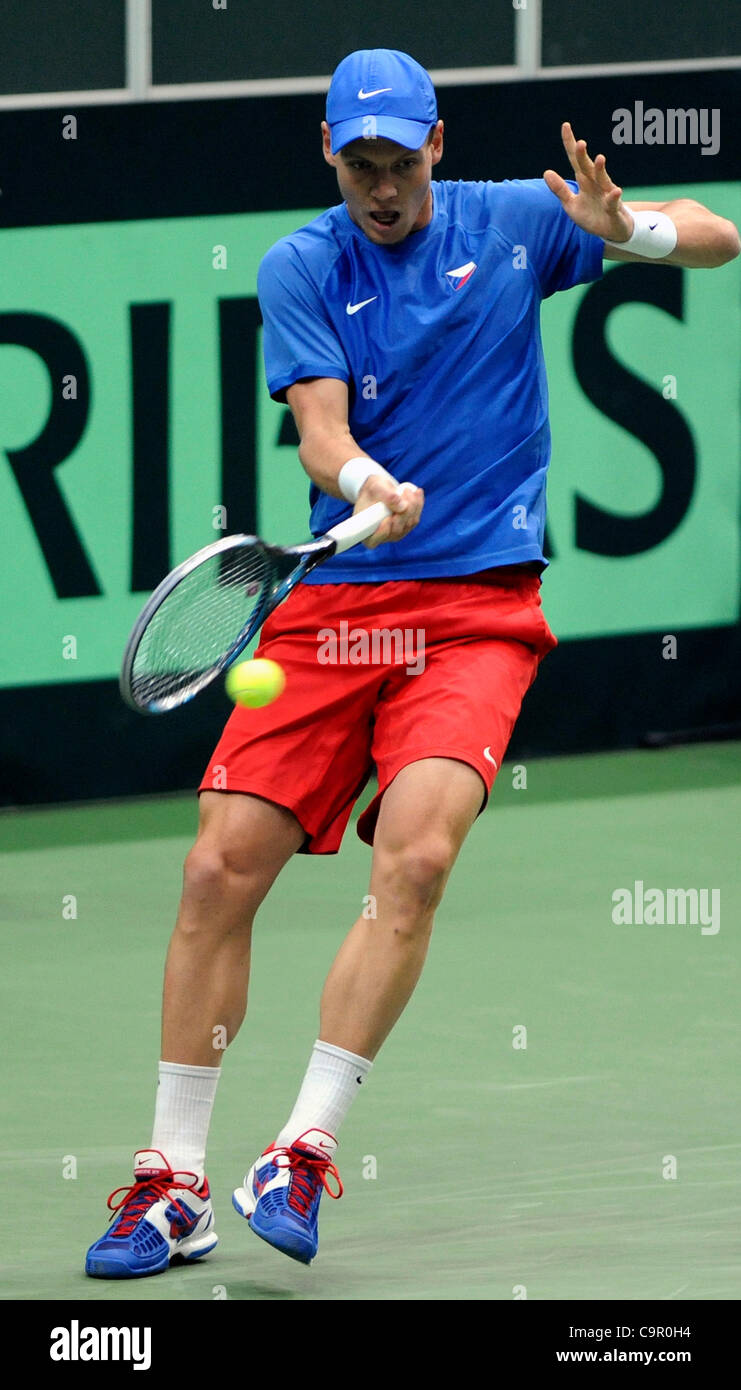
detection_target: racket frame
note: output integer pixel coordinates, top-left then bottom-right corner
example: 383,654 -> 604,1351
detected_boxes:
119,500 -> 390,714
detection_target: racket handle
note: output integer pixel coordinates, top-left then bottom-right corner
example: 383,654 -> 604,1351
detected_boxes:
325,501 -> 391,554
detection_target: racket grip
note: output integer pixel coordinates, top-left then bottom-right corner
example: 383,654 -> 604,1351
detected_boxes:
325,501 -> 391,554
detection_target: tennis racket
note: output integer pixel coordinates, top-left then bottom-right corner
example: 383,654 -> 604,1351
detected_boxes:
120,501 -> 391,714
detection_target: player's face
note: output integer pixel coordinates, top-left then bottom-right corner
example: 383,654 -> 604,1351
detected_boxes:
322,123 -> 444,246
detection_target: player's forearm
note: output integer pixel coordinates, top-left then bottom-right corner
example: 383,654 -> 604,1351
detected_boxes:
298,429 -> 391,499
662,200 -> 740,267
613,199 -> 741,268
297,427 -> 424,549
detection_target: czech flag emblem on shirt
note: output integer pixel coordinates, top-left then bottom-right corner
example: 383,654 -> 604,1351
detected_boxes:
445,260 -> 477,290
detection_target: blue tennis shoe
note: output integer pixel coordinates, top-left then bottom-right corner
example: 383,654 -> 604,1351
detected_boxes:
85,1149 -> 218,1278
232,1128 -> 343,1265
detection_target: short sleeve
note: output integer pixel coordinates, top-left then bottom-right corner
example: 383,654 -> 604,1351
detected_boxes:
257,239 -> 350,403
492,178 -> 604,299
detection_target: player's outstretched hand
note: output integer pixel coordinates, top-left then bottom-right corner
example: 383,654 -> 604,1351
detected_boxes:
543,121 -> 634,243
355,475 -> 424,549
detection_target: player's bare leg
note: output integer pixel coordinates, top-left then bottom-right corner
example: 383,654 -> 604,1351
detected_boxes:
162,790 -> 305,1064
86,790 -> 304,1278
233,757 -> 486,1265
319,756 -> 484,1057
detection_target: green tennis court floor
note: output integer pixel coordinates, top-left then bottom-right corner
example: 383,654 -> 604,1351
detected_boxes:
2,742 -> 739,1302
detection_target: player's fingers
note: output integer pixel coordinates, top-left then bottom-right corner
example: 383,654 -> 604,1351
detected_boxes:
394,482 -> 424,534
362,483 -> 423,547
388,479 -> 414,513
355,475 -> 405,545
381,485 -> 422,542
594,152 -> 616,192
397,481 -> 423,510
543,168 -> 572,203
385,513 -> 412,542
575,137 -> 595,176
566,129 -> 597,186
362,516 -> 395,549
561,122 -> 589,181
356,475 -> 417,511
561,120 -> 577,160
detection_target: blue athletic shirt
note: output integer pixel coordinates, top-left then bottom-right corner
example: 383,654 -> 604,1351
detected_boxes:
257,178 -> 604,581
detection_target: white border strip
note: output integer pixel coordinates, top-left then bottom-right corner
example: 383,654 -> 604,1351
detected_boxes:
0,54 -> 738,111
0,88 -> 132,110
522,54 -> 741,81
126,0 -> 151,98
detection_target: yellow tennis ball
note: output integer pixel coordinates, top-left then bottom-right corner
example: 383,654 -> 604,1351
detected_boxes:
225,658 -> 285,708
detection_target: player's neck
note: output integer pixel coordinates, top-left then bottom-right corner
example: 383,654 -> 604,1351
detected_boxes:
409,188 -> 434,234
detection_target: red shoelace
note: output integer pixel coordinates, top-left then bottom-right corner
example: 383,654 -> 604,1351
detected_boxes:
106,1172 -> 196,1238
271,1149 -> 343,1218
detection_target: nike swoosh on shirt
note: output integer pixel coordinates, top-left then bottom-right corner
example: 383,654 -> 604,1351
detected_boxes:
358,87 -> 392,99
346,296 -> 378,315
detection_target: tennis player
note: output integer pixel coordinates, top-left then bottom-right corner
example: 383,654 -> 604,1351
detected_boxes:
86,49 -> 739,1276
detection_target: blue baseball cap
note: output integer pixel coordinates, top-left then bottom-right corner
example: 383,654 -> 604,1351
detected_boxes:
326,49 -> 437,154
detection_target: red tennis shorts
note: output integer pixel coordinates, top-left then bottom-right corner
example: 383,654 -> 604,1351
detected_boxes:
198,568 -> 558,853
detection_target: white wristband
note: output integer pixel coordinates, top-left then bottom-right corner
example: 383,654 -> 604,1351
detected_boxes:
338,456 -> 394,503
605,207 -> 678,259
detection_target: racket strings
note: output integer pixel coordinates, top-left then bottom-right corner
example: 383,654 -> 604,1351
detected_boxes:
130,545 -> 272,710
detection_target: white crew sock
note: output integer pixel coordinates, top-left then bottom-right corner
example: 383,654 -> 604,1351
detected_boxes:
275,1040 -> 373,1148
151,1060 -> 221,1181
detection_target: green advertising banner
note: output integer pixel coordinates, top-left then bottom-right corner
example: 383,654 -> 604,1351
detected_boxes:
543,181 -> 740,640
1,182 -> 739,692
0,209 -> 320,690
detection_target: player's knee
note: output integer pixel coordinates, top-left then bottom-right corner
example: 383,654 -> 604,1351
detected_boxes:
181,843 -> 265,924
378,836 -> 455,919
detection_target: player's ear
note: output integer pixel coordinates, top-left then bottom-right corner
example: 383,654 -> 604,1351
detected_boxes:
428,120 -> 444,166
321,122 -> 337,167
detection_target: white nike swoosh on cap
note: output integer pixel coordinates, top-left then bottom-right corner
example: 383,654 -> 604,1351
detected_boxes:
358,87 -> 392,99
346,296 -> 378,315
